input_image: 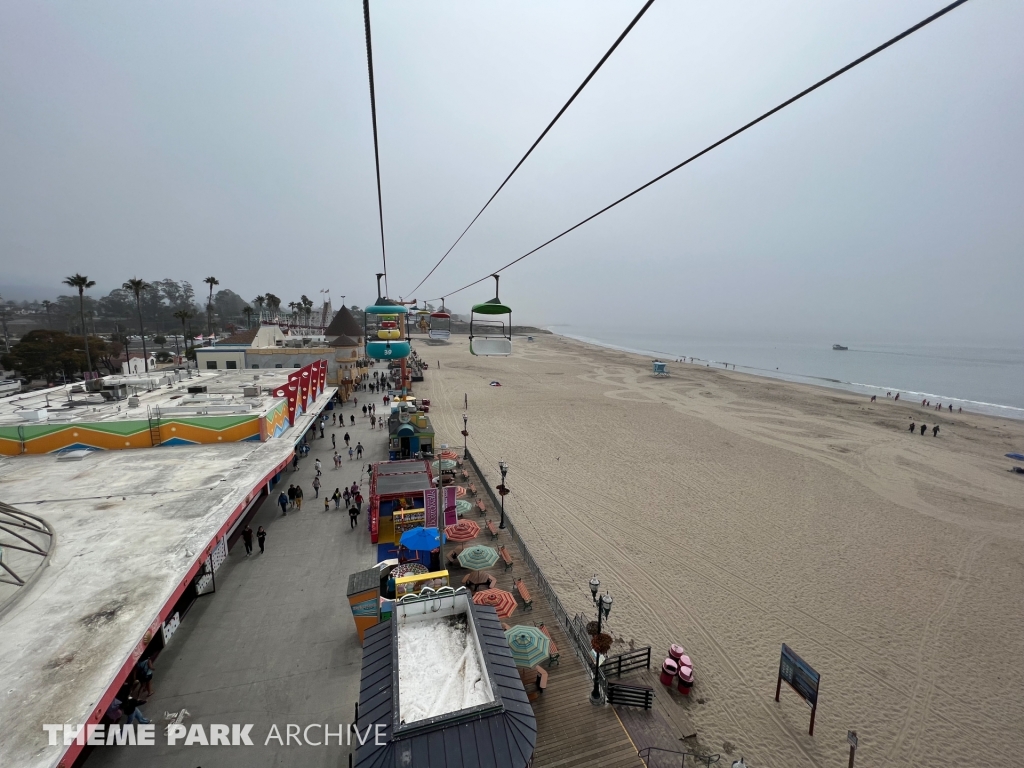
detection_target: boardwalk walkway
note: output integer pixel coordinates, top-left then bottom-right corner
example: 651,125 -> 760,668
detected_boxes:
452,455 -> 642,768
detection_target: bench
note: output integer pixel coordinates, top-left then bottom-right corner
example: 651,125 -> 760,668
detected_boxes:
536,623 -> 560,666
486,520 -> 499,539
513,577 -> 532,609
476,499 -> 486,515
518,665 -> 548,701
468,483 -> 477,496
499,545 -> 514,572
606,681 -> 654,710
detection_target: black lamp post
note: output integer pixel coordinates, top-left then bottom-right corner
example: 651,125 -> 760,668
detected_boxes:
461,413 -> 469,459
497,460 -> 509,529
589,574 -> 613,705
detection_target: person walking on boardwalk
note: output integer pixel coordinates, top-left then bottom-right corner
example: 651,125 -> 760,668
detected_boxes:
362,405 -> 367,417
355,491 -> 364,512
343,487 -> 351,508
348,446 -> 354,461
344,432 -> 350,447
350,414 -> 355,426
349,505 -> 359,529
292,452 -> 299,471
312,476 -> 321,498
287,484 -> 297,509
356,442 -> 363,459
315,458 -> 322,476
331,433 -> 336,449
257,526 -> 267,553
242,525 -> 254,556
278,490 -> 288,516
332,488 -> 342,509
295,485 -> 304,510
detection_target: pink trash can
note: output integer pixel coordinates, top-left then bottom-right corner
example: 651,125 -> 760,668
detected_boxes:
669,644 -> 685,661
660,658 -> 678,686
676,665 -> 694,696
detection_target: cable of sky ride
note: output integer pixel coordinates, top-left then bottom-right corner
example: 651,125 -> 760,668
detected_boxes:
424,0 -> 973,305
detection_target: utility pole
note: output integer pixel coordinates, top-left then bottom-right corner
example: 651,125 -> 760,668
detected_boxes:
0,296 -> 11,353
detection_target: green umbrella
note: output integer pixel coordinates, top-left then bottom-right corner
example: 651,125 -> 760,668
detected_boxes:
455,499 -> 473,516
431,459 -> 458,473
505,625 -> 551,668
457,545 -> 499,570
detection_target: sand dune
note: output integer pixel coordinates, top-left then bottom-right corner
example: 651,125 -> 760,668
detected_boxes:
420,334 -> 1024,767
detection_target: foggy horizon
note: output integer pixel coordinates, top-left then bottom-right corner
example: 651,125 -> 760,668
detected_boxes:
2,1 -> 1021,344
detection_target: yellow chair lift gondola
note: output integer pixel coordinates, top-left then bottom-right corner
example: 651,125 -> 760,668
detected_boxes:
469,275 -> 512,356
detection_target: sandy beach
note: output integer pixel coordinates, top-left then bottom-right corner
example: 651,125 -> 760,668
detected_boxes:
420,333 -> 1024,767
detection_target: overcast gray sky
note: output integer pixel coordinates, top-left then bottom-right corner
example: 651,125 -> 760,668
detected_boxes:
1,1 -> 1021,342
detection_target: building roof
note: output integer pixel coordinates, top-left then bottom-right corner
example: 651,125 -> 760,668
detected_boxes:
328,334 -> 360,348
217,328 -> 258,346
324,306 -> 363,339
355,606 -> 537,768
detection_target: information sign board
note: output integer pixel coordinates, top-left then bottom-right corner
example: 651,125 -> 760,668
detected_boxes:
775,643 -> 821,735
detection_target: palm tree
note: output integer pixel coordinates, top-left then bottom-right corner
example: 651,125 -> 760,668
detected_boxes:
242,305 -> 254,329
123,278 -> 152,373
62,273 -> 96,376
265,293 -> 281,321
41,300 -> 53,329
253,294 -> 266,323
173,309 -> 194,363
203,276 -> 219,335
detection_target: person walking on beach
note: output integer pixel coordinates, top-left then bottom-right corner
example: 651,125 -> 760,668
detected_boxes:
312,476 -> 321,498
895,393 -> 900,401
356,442 -> 363,459
278,490 -> 288,516
909,422 -> 916,433
933,425 -> 940,437
257,526 -> 266,553
920,423 -> 927,435
242,525 -> 254,556
332,488 -> 342,509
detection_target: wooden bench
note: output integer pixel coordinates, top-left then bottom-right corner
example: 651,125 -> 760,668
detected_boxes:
476,499 -> 486,515
536,623 -> 560,666
513,577 -> 532,609
468,483 -> 477,496
606,682 -> 654,710
518,665 -> 548,701
499,545 -> 514,572
486,520 -> 499,539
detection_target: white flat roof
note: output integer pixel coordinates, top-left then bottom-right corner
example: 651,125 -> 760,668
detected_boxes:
0,388 -> 334,768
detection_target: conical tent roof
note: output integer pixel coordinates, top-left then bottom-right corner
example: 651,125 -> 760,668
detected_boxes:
328,334 -> 360,348
324,305 -> 363,339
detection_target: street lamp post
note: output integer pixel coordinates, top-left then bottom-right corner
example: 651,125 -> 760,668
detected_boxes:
497,460 -> 509,529
589,574 -> 613,705
461,413 -> 469,459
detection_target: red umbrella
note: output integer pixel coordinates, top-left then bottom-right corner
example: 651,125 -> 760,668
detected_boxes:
473,589 -> 518,620
439,450 -> 460,461
454,486 -> 468,498
444,519 -> 480,542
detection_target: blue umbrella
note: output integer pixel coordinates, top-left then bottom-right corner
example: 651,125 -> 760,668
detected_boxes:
1006,453 -> 1024,461
399,526 -> 443,551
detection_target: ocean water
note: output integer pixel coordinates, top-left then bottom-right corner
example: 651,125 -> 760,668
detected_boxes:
554,327 -> 1024,421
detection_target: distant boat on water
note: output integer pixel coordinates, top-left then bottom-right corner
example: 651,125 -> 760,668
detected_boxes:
832,344 -> 848,351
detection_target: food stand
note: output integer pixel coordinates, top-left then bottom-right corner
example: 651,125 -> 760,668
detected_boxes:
394,570 -> 450,598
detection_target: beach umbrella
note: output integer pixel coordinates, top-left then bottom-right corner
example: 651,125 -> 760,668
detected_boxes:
473,589 -> 517,620
455,499 -> 473,516
458,545 -> 499,570
399,526 -> 442,551
504,625 -> 551,667
439,450 -> 460,461
431,459 -> 458,473
445,519 -> 480,542
454,485 -> 467,498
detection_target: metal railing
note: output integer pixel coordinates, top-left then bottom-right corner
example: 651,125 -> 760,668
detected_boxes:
464,449 -> 597,672
638,747 -> 721,767
602,646 -> 652,678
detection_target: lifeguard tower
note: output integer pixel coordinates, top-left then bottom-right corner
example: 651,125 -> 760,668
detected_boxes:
652,360 -> 669,377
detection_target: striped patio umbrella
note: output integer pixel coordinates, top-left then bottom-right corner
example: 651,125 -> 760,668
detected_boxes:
454,486 -> 468,498
444,519 -> 480,542
505,625 -> 551,667
473,589 -> 517,620
455,499 -> 473,516
457,545 -> 499,570
431,459 -> 458,473
439,450 -> 460,461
